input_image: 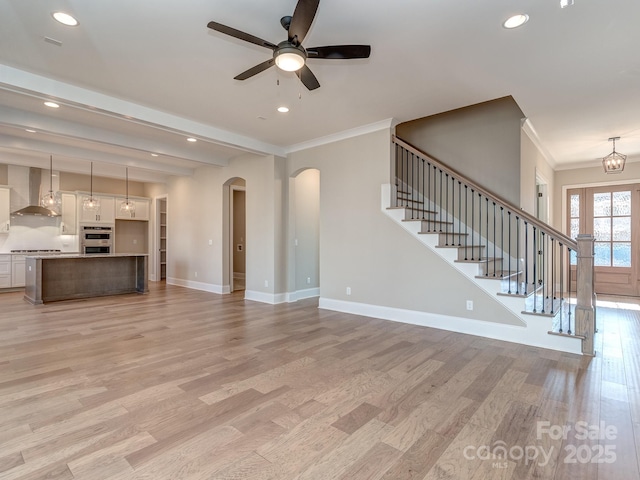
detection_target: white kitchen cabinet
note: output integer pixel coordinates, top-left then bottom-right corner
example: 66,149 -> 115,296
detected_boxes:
115,197 -> 149,221
79,195 -> 115,224
0,187 -> 10,234
11,255 -> 25,287
0,254 -> 10,288
60,192 -> 77,234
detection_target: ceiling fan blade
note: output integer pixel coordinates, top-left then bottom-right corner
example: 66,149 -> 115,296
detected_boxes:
288,0 -> 320,45
207,21 -> 277,50
234,58 -> 276,80
296,65 -> 320,91
306,45 -> 371,59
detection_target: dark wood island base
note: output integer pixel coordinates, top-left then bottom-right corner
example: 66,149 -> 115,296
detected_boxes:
24,254 -> 149,304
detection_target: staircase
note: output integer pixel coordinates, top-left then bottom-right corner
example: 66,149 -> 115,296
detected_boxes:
385,136 -> 596,355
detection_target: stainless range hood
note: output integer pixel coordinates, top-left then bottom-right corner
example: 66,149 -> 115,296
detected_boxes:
10,168 -> 60,217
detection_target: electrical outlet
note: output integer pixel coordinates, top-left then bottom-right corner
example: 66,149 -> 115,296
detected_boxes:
195,271 -> 198,278
264,280 -> 269,288
133,239 -> 137,245
208,239 -> 213,245
346,287 -> 351,296
307,277 -> 311,284
466,300 -> 473,311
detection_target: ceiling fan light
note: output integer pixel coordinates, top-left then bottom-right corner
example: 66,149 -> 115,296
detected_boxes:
52,12 -> 79,26
275,50 -> 305,72
503,14 -> 529,29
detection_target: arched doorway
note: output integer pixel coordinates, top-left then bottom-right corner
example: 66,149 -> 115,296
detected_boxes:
289,168 -> 320,300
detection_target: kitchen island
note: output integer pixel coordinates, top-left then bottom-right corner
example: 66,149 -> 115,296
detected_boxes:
24,254 -> 148,304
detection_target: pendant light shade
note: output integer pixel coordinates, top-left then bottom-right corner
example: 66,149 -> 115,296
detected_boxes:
120,167 -> 135,215
82,162 -> 100,211
602,137 -> 626,174
41,154 -> 61,212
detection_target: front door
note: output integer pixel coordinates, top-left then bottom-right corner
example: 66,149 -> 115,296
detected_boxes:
568,185 -> 639,296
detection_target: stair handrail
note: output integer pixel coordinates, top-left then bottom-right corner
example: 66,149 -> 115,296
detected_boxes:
392,135 -> 578,250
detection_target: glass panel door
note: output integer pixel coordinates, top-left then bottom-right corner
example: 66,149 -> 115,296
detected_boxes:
567,185 -> 638,296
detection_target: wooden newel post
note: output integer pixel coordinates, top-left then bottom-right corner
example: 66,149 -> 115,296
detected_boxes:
575,234 -> 595,356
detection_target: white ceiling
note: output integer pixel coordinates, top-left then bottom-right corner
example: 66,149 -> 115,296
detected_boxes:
1,0 -> 639,183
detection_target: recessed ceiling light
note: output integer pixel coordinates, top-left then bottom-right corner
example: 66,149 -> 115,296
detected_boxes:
25,129 -> 37,133
277,106 -> 290,113
44,101 -> 60,108
187,137 -> 197,142
52,12 -> 79,26
503,14 -> 529,29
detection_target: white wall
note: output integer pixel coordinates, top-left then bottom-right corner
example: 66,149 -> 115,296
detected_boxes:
521,129 -> 555,222
166,153 -> 286,299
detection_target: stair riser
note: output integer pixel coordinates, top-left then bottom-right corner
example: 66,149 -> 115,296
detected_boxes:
455,246 -> 485,261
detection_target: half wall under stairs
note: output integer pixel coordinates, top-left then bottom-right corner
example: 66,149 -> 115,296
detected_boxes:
380,183 -> 583,355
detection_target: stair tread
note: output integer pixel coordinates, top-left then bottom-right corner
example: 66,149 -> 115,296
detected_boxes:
497,282 -> 541,298
476,270 -> 521,280
454,257 -> 503,264
436,244 -> 485,249
522,297 -> 564,317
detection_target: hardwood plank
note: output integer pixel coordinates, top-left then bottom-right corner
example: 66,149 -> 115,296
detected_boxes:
0,285 -> 637,480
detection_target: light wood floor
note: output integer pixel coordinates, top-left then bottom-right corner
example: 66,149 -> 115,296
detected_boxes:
0,283 -> 638,480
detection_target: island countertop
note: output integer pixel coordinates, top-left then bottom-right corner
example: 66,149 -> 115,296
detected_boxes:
24,254 -> 148,304
24,253 -> 149,259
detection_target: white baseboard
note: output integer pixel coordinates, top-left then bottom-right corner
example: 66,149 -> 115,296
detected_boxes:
233,272 -> 246,280
244,290 -> 287,304
286,288 -> 320,303
318,297 -> 582,355
166,277 -> 230,294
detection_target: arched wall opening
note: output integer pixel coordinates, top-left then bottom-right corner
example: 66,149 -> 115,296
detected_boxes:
288,168 -> 320,300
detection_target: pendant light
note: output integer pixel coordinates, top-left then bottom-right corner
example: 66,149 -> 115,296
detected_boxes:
41,154 -> 61,211
82,162 -> 100,210
120,167 -> 135,215
602,136 -> 626,174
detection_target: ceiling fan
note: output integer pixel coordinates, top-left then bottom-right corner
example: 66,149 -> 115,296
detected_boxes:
207,0 -> 371,91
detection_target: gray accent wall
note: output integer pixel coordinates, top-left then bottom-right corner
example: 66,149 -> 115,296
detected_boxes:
396,96 -> 525,206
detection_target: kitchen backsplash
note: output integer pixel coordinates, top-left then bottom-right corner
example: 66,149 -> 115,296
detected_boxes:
0,215 -> 78,253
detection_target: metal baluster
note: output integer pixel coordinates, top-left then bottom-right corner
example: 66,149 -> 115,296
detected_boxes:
439,169 -> 443,232
402,146 -> 409,207
471,189 -> 475,260
568,250 -> 573,334
500,207 -> 504,278
559,244 -> 564,332
524,221 -> 529,295
445,173 -> 449,241
508,211 -> 512,294
551,237 -> 556,314
485,198 -> 489,276
464,186 -> 468,259
478,193 -> 483,261
427,163 -> 432,231
458,182 -> 462,246
410,153 -> 415,218
532,226 -> 538,313
540,232 -> 549,313
516,216 -> 520,294
493,202 -> 496,277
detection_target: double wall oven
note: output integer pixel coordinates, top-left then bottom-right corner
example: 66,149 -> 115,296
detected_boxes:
80,225 -> 113,255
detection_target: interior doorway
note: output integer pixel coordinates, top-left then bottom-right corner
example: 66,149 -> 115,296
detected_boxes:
155,196 -> 167,281
231,186 -> 246,291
